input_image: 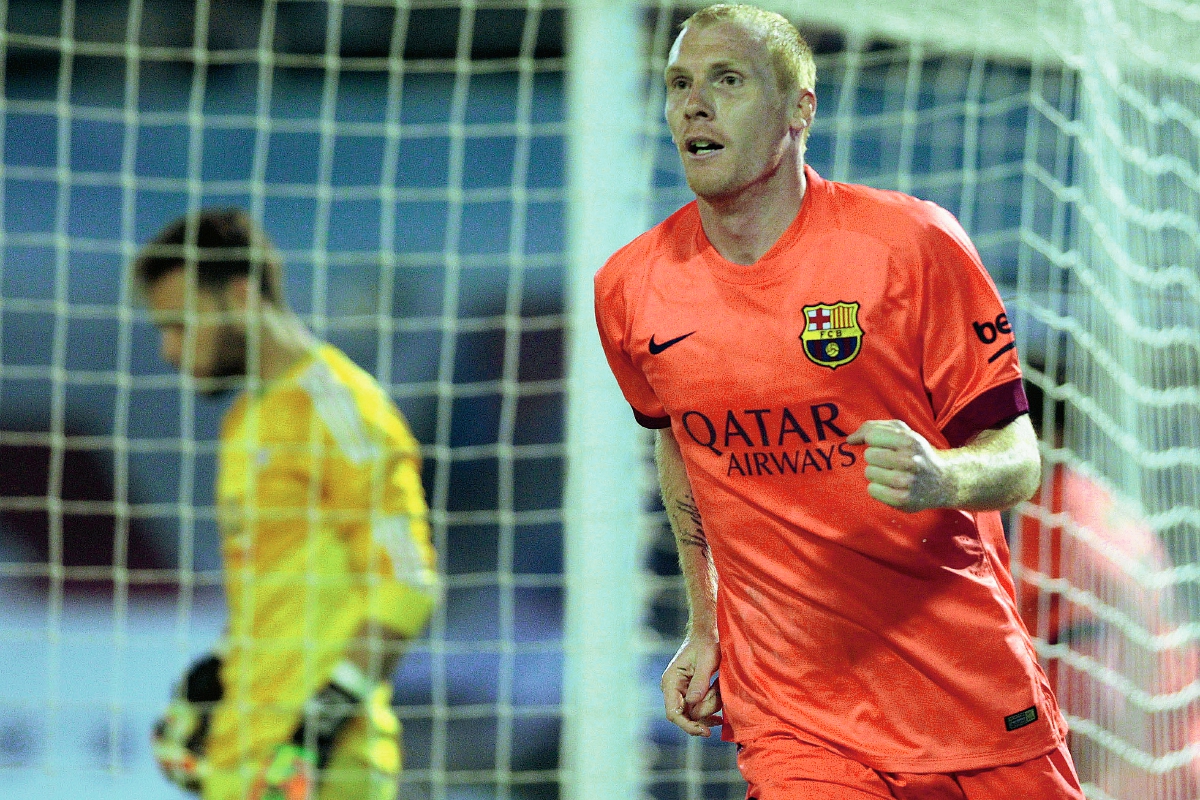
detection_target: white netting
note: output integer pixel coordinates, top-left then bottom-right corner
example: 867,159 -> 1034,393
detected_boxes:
638,2 -> 1200,800
1014,1 -> 1200,798
1,1 -> 1197,800
0,2 -> 567,798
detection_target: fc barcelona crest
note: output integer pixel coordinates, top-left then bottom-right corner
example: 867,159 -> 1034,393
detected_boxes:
800,301 -> 863,369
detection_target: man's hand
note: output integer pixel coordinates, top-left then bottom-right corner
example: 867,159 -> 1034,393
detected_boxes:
661,635 -> 723,737
249,658 -> 373,800
847,419 -> 955,512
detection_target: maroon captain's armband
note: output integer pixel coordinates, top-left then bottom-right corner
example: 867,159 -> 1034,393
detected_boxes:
941,378 -> 1029,448
634,408 -> 672,429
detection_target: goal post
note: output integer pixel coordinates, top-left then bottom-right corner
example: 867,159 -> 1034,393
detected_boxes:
561,3 -> 651,800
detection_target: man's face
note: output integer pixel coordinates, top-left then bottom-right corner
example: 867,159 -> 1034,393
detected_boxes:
664,19 -> 807,201
146,267 -> 247,394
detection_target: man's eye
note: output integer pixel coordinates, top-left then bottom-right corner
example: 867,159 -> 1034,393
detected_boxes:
720,74 -> 741,86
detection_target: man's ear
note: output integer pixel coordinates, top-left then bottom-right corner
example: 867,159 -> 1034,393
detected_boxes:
793,89 -> 816,132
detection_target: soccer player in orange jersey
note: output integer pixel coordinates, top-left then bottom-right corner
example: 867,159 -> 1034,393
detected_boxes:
137,209 -> 437,800
594,5 -> 1084,799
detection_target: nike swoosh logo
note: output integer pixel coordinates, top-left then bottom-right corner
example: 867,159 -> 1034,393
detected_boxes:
648,331 -> 696,355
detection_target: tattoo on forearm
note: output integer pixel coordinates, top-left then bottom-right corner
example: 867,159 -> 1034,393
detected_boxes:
673,497 -> 707,551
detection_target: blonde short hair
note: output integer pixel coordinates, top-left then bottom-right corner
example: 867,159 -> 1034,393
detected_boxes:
682,4 -> 816,97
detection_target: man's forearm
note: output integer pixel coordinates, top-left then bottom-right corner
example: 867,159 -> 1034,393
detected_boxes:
850,413 -> 1042,513
943,414 -> 1041,511
656,428 -> 718,638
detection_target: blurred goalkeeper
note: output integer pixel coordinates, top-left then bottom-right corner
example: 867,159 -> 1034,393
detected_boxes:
137,208 -> 438,800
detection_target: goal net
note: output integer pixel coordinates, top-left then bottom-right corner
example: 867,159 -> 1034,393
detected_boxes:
0,2 -> 1196,800
634,1 -> 1200,799
1011,2 -> 1200,799
0,2 -> 571,798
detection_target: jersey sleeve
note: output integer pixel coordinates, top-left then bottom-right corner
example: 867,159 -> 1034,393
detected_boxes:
917,205 -> 1028,447
594,250 -> 671,428
336,443 -> 438,639
311,374 -> 438,640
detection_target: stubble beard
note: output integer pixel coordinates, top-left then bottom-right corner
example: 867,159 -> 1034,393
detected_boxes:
197,323 -> 248,397
685,162 -> 739,204
687,146 -> 791,209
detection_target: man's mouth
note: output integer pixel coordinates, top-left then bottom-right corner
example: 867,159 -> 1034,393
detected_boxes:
687,139 -> 725,155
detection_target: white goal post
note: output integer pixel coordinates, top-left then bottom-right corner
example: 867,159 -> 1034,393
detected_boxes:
562,4 -> 651,800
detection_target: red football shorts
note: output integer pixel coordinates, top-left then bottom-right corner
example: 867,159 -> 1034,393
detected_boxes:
737,731 -> 1085,800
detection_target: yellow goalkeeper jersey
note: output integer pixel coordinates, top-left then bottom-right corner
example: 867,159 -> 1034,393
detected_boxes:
205,344 -> 437,770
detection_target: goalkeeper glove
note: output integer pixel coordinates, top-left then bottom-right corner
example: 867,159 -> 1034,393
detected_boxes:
249,660 -> 375,800
153,652 -> 223,794
248,743 -> 316,800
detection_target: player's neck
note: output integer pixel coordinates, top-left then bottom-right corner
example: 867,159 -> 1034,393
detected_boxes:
695,159 -> 807,266
253,309 -> 320,385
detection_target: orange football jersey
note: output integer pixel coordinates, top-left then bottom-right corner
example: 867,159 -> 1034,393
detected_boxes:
595,166 -> 1065,772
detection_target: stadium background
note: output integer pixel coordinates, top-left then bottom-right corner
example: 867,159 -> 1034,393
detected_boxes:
0,0 -> 1091,798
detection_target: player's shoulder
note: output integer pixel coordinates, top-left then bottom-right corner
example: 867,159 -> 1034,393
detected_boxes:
305,344 -> 382,398
219,390 -> 253,440
595,202 -> 699,298
824,177 -> 968,249
292,346 -> 417,460
297,345 -> 391,418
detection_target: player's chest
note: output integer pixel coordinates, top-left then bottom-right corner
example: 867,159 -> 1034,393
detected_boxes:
216,410 -> 258,505
215,411 -> 315,544
632,250 -> 913,410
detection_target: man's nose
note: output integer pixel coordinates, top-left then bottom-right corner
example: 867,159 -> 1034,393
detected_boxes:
684,83 -> 713,118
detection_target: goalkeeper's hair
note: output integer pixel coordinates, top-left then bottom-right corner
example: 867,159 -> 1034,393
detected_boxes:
682,4 -> 816,99
134,208 -> 286,307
